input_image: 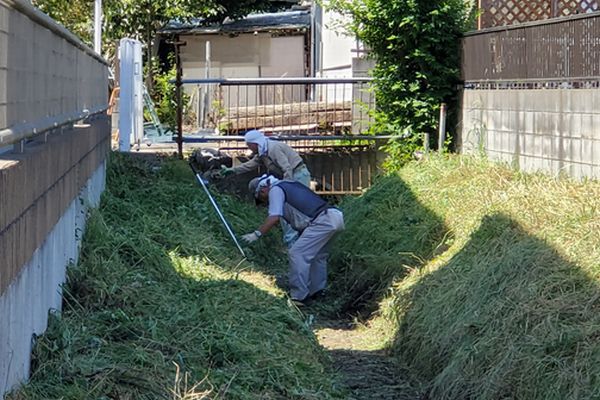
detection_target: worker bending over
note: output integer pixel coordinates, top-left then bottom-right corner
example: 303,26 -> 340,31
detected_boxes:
222,130 -> 311,246
221,130 -> 311,186
242,175 -> 344,305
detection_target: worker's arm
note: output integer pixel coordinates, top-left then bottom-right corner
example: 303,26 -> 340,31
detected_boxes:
257,215 -> 280,236
232,155 -> 261,174
241,187 -> 285,244
241,215 -> 279,243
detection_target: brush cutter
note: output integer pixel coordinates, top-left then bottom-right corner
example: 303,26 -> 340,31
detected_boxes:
189,161 -> 246,258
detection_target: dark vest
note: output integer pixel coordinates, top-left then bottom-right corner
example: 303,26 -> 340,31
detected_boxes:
274,181 -> 329,218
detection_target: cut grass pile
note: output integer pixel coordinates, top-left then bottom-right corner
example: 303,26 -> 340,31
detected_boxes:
8,153 -> 343,400
331,155 -> 600,399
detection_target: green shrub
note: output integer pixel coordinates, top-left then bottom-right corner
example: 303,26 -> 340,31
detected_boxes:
152,66 -> 180,131
329,0 -> 473,164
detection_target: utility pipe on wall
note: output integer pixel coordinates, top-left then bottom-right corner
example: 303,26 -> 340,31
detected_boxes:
94,0 -> 102,54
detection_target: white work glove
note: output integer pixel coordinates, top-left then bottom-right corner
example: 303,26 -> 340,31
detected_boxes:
241,230 -> 262,243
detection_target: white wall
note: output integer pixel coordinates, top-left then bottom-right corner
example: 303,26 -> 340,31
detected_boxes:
320,9 -> 355,75
315,6 -> 356,100
180,33 -> 306,109
181,34 -> 305,79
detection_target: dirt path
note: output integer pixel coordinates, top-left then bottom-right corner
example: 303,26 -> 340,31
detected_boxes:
313,319 -> 423,400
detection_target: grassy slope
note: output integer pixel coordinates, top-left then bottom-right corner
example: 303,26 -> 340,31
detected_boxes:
9,154 -> 343,400
331,155 -> 600,399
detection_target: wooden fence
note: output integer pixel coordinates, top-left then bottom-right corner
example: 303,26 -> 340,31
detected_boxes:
478,0 -> 599,29
463,11 -> 600,83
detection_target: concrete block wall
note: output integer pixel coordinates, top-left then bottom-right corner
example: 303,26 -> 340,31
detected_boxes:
0,1 -> 110,396
0,120 -> 110,294
459,89 -> 600,179
0,1 -> 107,131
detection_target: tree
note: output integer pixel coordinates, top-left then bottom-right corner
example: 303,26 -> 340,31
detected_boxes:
328,0 -> 473,167
31,0 -> 93,43
33,0 -> 288,86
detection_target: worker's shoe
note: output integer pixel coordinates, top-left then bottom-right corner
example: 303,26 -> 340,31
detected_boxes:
289,296 -> 310,307
309,289 -> 327,300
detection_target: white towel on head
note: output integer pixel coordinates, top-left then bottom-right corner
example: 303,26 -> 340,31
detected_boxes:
254,174 -> 280,196
244,130 -> 268,156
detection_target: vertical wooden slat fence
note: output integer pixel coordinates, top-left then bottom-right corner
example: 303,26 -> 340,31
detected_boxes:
463,12 -> 600,82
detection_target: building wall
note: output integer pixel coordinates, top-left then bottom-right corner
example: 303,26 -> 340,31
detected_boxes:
181,34 -> 306,108
181,33 -> 305,78
314,7 -> 356,103
319,9 -> 354,75
459,89 -> 600,179
0,2 -> 109,395
0,152 -> 106,396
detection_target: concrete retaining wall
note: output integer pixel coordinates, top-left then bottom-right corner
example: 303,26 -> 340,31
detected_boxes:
0,157 -> 105,395
459,89 -> 600,179
0,1 -> 110,396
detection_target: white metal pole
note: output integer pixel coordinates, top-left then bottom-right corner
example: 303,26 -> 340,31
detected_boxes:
94,0 -> 102,54
118,39 -> 132,151
205,41 -> 211,126
118,39 -> 143,151
189,163 -> 246,258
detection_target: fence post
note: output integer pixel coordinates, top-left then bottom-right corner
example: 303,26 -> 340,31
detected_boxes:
438,102 -> 447,152
175,40 -> 185,159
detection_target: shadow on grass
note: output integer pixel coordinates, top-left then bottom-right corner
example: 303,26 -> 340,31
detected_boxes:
390,213 -> 600,400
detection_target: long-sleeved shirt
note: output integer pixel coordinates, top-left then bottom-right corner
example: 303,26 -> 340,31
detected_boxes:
232,139 -> 304,180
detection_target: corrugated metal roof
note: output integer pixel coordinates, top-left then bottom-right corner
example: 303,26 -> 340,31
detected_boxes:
160,10 -> 310,35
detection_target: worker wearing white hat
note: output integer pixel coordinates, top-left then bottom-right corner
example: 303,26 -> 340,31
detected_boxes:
242,175 -> 345,304
221,130 -> 311,246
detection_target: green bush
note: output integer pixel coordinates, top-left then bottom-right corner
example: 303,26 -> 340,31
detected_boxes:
152,66 -> 180,131
329,0 -> 473,165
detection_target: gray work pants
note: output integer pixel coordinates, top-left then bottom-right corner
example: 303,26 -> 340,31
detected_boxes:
288,208 -> 345,301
